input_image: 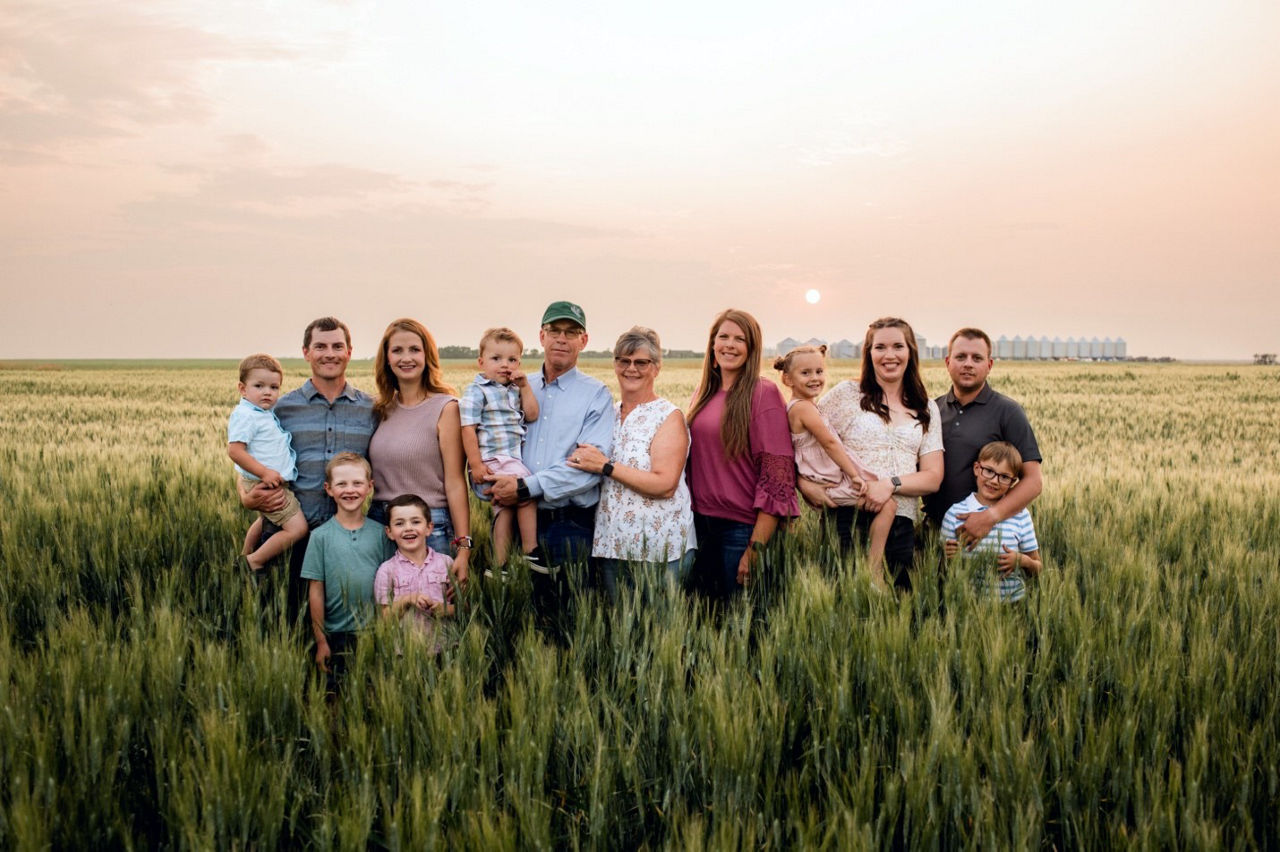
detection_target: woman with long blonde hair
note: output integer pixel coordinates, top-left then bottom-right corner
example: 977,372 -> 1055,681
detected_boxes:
685,308 -> 797,598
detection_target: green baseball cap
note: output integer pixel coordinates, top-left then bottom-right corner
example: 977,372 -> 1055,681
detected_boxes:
541,300 -> 587,329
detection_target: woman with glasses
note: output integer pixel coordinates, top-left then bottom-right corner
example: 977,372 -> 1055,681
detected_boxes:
567,327 -> 695,598
685,309 -> 798,599
808,316 -> 943,590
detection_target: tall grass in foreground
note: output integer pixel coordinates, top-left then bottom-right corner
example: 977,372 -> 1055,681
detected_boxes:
1,362 -> 1278,848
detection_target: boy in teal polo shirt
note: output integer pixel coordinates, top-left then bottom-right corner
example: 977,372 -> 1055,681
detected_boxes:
301,452 -> 389,694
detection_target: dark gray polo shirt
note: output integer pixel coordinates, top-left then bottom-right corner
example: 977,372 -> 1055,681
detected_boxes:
923,383 -> 1041,525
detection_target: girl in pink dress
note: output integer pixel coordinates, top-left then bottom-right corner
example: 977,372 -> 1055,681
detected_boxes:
775,345 -> 895,582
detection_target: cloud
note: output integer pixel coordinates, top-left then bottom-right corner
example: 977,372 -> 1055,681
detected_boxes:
0,2 -> 294,153
792,113 -> 910,167
123,158 -> 505,221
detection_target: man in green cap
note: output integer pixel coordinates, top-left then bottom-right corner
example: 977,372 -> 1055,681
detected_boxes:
488,301 -> 616,594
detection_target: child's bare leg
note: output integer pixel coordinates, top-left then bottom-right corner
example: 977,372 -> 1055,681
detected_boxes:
492,510 -> 514,565
516,501 -> 538,554
866,501 -> 896,587
243,516 -> 263,557
247,512 -> 307,571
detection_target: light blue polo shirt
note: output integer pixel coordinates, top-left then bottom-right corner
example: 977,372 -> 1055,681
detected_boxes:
227,398 -> 297,482
523,366 -> 616,508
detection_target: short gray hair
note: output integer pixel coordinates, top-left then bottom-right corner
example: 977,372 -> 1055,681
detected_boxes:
613,326 -> 662,363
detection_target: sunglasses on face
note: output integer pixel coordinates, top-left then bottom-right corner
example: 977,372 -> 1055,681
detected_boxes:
614,356 -> 654,370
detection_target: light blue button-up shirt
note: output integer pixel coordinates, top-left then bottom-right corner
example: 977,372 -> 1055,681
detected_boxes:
523,366 -> 616,508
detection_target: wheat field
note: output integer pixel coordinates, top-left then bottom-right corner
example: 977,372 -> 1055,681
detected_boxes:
1,358 -> 1277,848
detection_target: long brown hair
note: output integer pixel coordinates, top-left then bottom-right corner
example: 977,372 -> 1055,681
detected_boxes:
688,308 -> 763,459
374,318 -> 455,421
859,317 -> 931,430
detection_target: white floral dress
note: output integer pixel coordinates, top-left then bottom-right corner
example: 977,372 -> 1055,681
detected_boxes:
592,398 -> 696,563
816,381 -> 943,522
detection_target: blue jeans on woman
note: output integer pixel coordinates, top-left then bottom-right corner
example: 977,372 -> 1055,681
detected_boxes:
599,551 -> 696,601
690,514 -> 754,599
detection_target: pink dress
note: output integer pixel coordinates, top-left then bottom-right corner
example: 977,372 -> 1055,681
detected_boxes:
788,400 -> 877,504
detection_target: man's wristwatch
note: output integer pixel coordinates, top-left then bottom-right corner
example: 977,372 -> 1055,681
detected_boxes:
601,461 -> 615,478
891,475 -> 902,494
516,478 -> 531,502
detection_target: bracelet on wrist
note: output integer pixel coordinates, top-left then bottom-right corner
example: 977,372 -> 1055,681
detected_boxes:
451,535 -> 473,550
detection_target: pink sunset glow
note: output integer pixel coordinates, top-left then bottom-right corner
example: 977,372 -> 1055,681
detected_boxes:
2,1 -> 1277,359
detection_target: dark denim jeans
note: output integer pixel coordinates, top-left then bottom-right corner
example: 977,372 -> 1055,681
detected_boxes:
828,506 -> 916,591
599,551 -> 696,602
690,514 -> 755,599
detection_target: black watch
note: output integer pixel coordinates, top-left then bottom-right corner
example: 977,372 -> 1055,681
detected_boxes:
891,475 -> 902,493
601,461 -> 615,478
516,478 -> 531,502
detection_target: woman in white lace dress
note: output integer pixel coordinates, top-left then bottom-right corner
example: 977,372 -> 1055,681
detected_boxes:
566,327 -> 695,597
808,317 -> 943,589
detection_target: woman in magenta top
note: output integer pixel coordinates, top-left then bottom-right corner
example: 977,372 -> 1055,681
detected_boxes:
686,308 -> 798,597
367,318 -> 471,586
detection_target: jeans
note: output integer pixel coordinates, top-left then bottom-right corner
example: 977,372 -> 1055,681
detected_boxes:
828,506 -> 916,590
599,551 -> 696,601
690,514 -> 754,599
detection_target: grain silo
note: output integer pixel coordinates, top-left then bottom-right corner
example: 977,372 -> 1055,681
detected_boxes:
1053,336 -> 1067,358
997,335 -> 1013,359
1013,335 -> 1027,359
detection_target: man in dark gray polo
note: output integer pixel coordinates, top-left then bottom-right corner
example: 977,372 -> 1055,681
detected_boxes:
922,327 -> 1042,542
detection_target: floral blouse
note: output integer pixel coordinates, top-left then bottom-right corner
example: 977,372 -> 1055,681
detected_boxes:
593,399 -> 696,563
816,381 -> 943,522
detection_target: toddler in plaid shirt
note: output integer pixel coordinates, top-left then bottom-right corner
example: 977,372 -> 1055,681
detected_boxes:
460,327 -> 541,566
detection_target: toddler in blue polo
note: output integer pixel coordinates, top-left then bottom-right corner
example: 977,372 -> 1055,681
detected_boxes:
459,327 -> 541,567
227,353 -> 307,572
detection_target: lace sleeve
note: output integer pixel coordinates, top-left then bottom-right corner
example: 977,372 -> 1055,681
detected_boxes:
754,451 -> 800,519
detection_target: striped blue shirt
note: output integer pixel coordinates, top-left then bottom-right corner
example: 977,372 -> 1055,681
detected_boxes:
274,379 -> 377,528
941,494 -> 1039,602
459,374 -> 527,461
523,366 -> 616,508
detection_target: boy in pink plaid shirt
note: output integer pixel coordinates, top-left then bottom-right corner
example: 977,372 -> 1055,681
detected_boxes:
375,495 -> 458,650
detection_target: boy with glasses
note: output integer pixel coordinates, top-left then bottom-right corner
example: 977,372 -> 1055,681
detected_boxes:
941,441 -> 1042,602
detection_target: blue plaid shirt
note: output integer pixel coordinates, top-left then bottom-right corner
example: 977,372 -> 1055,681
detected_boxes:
274,379 -> 377,528
459,374 -> 527,461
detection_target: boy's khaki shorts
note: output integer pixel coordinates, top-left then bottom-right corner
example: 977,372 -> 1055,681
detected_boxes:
240,475 -> 302,526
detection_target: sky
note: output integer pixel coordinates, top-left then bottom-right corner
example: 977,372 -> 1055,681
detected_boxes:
2,0 -> 1278,360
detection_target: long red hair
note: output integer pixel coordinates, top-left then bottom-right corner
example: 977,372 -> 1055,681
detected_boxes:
373,318 -> 455,421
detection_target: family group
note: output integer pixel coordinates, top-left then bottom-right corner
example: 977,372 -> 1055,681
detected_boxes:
225,302 -> 1043,677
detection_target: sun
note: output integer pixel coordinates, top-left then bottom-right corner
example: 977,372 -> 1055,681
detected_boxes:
805,289 -> 821,304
